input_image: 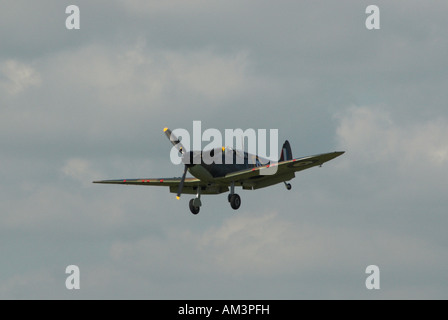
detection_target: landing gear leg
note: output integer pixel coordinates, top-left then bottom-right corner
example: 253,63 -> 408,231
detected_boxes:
228,181 -> 235,202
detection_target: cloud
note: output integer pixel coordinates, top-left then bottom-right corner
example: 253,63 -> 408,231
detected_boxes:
0,60 -> 41,95
61,158 -> 101,186
336,106 -> 448,168
0,269 -> 57,299
102,209 -> 448,299
333,106 -> 448,249
0,41 -> 253,161
109,212 -> 307,276
117,0 -> 221,15
108,211 -> 438,277
44,42 -> 249,107
166,50 -> 249,100
1,0 -> 448,299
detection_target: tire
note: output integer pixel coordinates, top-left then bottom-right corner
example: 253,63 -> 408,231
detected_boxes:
189,198 -> 200,215
229,194 -> 241,210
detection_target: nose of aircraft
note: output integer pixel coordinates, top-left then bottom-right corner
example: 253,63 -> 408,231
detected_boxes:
181,150 -> 202,167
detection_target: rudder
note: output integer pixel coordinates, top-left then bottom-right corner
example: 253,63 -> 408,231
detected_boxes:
279,140 -> 293,162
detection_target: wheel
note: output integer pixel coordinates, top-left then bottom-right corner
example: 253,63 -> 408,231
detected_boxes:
286,183 -> 292,190
189,198 -> 200,215
229,194 -> 241,210
227,194 -> 232,202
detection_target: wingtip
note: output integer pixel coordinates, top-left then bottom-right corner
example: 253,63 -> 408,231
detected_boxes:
332,151 -> 345,158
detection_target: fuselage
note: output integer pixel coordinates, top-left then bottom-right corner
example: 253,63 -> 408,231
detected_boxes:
185,147 -> 271,180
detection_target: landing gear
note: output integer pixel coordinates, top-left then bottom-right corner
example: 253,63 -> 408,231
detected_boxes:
189,187 -> 202,215
284,182 -> 292,190
189,199 -> 200,215
229,194 -> 241,210
228,181 -> 241,210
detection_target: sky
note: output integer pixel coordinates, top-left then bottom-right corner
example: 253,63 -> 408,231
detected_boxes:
1,0 -> 447,299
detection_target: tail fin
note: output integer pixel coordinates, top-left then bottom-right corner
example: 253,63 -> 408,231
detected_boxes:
279,140 -> 293,162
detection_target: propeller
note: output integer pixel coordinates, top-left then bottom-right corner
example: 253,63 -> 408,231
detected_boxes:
164,127 -> 185,155
164,127 -> 192,200
176,164 -> 189,200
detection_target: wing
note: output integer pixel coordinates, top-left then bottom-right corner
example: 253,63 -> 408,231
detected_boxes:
214,151 -> 344,190
93,177 -> 200,186
94,151 -> 344,194
93,177 -> 228,195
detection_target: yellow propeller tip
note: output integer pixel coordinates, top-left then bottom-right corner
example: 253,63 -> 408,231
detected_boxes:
176,196 -> 180,200
222,146 -> 225,151
163,127 -> 168,132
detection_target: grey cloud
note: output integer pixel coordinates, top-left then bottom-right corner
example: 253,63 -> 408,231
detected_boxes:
1,0 -> 448,299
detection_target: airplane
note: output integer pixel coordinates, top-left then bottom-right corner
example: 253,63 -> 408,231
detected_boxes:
93,128 -> 344,214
